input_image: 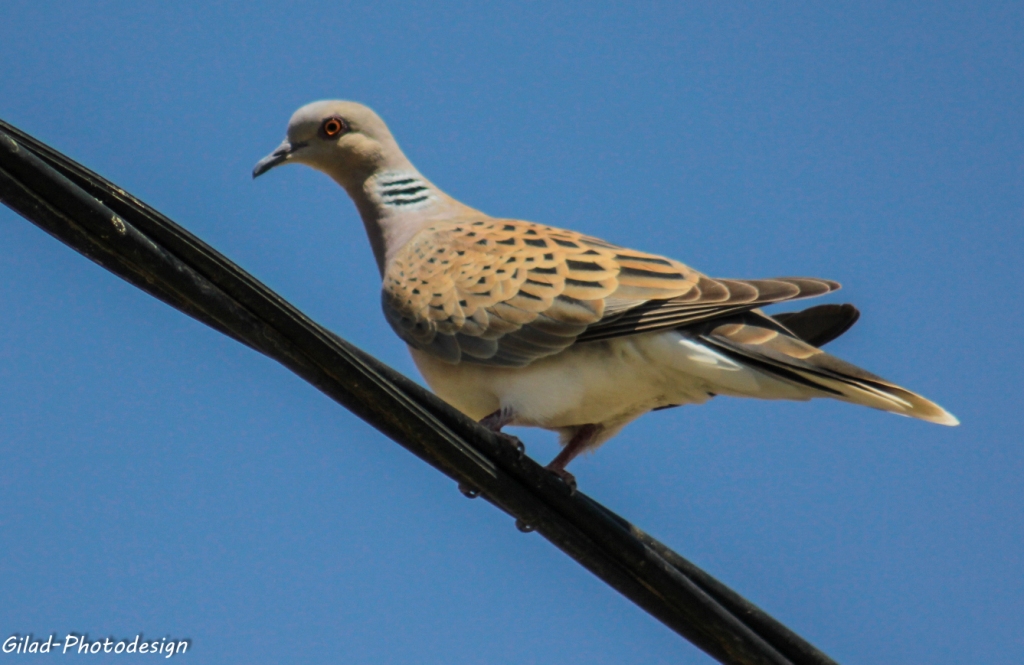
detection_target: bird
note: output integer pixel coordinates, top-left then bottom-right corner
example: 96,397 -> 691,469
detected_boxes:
253,100 -> 958,485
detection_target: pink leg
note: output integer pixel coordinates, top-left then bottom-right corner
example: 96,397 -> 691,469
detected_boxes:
480,408 -> 515,432
545,424 -> 602,490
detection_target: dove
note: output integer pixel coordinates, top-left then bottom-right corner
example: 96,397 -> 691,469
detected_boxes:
253,100 -> 957,484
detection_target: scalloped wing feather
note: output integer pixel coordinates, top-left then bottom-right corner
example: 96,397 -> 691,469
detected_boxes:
382,218 -> 840,366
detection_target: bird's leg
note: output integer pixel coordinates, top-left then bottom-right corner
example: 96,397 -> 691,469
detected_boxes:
480,408 -> 515,431
461,408 -> 525,499
461,408 -> 527,498
545,424 -> 603,492
479,408 -> 525,458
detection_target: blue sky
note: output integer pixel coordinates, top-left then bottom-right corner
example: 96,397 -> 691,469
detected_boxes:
1,2 -> 1021,663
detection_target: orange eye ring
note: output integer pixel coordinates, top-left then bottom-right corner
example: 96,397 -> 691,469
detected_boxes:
320,116 -> 347,138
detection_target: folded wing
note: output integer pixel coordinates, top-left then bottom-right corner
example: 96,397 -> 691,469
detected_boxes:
383,218 -> 839,366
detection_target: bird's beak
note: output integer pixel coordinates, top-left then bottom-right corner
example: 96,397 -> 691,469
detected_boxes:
252,139 -> 307,178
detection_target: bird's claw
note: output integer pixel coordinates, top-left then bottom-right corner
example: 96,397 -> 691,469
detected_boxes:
545,466 -> 577,494
496,432 -> 526,459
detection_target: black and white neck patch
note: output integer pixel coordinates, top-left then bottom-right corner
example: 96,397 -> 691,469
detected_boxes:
375,172 -> 435,209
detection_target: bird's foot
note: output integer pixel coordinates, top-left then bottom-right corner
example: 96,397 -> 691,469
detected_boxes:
544,464 -> 577,494
497,432 -> 526,459
478,409 -> 525,459
541,424 -> 599,494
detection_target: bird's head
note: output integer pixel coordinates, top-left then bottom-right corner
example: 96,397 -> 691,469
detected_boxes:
252,100 -> 409,187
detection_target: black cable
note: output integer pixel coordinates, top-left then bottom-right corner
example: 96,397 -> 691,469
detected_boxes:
0,121 -> 840,665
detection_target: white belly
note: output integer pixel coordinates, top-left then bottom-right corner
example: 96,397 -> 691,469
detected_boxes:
409,330 -> 811,434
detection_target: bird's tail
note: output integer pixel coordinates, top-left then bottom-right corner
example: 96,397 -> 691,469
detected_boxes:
695,309 -> 959,426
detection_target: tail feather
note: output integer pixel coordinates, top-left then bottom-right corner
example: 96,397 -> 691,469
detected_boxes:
787,367 -> 959,426
692,310 -> 959,426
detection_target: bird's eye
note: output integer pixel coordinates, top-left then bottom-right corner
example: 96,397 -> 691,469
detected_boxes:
320,116 -> 348,138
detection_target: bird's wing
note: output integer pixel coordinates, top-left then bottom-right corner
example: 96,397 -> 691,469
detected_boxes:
772,303 -> 860,348
382,218 -> 839,366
